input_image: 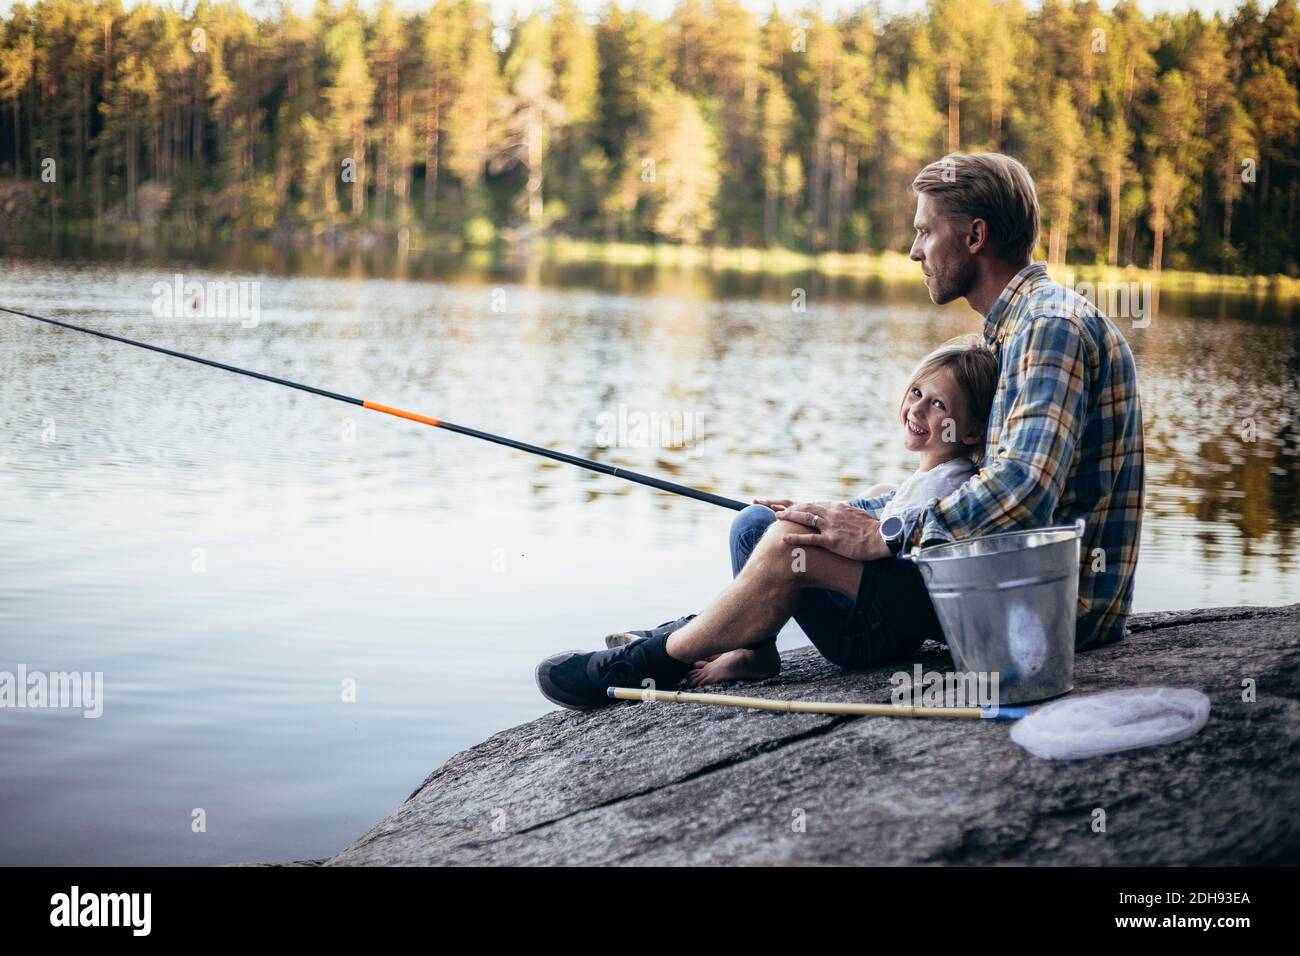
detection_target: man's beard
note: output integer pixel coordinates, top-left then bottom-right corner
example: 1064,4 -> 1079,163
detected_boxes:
928,257 -> 977,305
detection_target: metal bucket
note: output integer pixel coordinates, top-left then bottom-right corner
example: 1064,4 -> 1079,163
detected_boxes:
907,519 -> 1085,705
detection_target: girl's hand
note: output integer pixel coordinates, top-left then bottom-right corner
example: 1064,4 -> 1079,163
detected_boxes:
752,497 -> 794,512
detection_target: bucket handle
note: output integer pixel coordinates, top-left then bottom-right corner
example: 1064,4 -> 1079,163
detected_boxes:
906,517 -> 1087,563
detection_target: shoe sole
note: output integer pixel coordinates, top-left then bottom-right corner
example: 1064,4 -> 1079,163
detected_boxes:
534,653 -> 610,712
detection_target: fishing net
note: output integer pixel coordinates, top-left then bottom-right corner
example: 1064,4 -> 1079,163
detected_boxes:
1009,687 -> 1211,760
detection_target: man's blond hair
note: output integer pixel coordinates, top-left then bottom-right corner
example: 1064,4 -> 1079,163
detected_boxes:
912,153 -> 1041,265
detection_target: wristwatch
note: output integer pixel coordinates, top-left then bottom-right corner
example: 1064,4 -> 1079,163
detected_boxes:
879,515 -> 906,555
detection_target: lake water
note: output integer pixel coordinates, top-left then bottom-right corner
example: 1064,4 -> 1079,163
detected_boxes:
1,239 -> 1298,864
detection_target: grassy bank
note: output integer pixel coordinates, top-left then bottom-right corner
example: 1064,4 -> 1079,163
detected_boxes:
543,237 -> 1300,298
14,218 -> 1300,299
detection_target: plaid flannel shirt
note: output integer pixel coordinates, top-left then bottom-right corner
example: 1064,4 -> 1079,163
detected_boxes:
861,262 -> 1145,650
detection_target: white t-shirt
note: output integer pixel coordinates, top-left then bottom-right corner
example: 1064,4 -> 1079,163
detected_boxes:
879,456 -> 978,522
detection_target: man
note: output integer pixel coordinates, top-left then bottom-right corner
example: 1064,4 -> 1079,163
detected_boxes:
535,152 -> 1145,710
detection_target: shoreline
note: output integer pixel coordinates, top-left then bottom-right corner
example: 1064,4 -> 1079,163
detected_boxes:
6,219 -> 1299,300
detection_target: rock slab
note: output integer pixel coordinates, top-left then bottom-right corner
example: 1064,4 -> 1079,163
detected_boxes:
302,604 -> 1300,866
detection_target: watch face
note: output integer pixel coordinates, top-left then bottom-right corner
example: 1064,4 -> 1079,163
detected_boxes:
881,516 -> 904,539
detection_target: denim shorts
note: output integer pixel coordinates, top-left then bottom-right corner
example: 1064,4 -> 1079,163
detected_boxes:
730,501 -> 943,668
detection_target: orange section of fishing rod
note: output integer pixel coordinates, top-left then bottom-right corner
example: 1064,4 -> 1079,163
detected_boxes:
362,400 -> 441,428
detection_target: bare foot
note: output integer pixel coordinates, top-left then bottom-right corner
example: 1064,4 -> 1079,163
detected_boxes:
685,644 -> 781,687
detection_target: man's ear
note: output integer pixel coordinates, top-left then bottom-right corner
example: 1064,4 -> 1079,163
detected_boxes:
967,218 -> 990,255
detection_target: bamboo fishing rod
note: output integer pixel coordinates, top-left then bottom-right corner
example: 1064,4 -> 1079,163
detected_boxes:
1,305 -> 748,511
608,687 -> 1032,720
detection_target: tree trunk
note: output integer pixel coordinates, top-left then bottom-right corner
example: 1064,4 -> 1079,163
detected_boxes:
763,152 -> 777,247
1107,151 -> 1122,266
377,65 -> 397,225
424,104 -> 440,222
1123,58 -> 1136,120
96,17 -> 112,222
352,118 -> 365,218
844,146 -> 859,250
127,100 -> 137,220
324,151 -> 337,217
193,58 -> 205,171
947,51 -> 961,152
989,59 -> 1003,149
77,70 -> 87,206
398,91 -> 414,224
809,66 -> 830,249
828,140 -> 844,252
526,103 -> 544,228
1258,155 -> 1271,247
1288,179 -> 1298,251
274,136 -> 290,216
1086,195 -> 1102,255
11,97 -> 19,176
1051,198 -> 1072,265
1151,200 -> 1166,273
1222,157 -> 1235,242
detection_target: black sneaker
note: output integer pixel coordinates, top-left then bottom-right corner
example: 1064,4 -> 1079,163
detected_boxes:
603,613 -> 697,649
535,633 -> 693,711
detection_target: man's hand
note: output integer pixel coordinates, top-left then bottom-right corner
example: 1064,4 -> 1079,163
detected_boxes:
776,501 -> 891,561
752,497 -> 794,512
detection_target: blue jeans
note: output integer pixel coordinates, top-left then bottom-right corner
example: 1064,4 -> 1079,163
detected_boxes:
727,502 -> 942,667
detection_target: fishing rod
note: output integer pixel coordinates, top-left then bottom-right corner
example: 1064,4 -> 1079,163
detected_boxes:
1,305 -> 749,511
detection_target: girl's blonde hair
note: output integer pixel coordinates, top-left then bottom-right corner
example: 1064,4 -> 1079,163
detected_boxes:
897,333 -> 998,463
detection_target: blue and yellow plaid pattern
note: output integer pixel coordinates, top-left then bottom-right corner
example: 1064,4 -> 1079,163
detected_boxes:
862,261 -> 1146,650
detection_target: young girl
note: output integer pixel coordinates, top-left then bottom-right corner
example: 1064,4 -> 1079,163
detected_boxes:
854,331 -> 998,524
683,332 -> 999,686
